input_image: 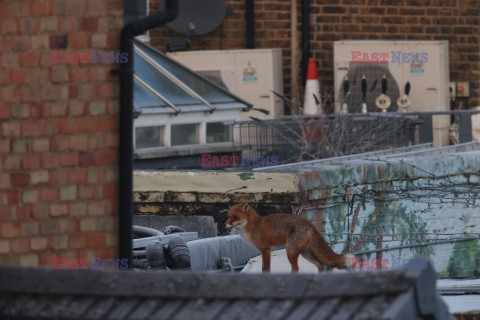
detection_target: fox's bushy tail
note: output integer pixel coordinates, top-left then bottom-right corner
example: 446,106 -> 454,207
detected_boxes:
311,230 -> 353,269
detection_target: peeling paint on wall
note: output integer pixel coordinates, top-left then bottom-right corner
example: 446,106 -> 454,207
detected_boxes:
237,172 -> 254,181
441,238 -> 480,278
302,156 -> 480,278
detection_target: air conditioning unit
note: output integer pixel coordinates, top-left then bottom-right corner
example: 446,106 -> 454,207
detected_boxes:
334,40 -> 450,146
168,49 -> 284,120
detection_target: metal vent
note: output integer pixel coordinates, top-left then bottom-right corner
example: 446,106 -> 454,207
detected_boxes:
340,63 -> 401,113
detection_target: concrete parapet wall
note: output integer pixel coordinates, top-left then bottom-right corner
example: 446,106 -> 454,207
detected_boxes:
134,171 -> 301,232
134,151 -> 480,277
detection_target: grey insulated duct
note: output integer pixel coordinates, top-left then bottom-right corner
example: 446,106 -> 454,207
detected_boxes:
146,240 -> 166,269
133,225 -> 163,238
165,236 -> 191,270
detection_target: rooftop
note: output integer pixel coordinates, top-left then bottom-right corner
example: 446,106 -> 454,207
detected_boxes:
0,259 -> 454,320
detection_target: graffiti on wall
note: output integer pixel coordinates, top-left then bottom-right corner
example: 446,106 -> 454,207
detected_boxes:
298,157 -> 480,278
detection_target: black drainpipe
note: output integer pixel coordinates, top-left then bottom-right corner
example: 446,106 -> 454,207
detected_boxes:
301,0 -> 310,84
119,0 -> 179,268
246,0 -> 254,48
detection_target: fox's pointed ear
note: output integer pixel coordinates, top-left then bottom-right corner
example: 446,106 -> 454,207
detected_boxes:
242,203 -> 249,211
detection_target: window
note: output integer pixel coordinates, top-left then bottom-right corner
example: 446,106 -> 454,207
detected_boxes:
134,41 -> 238,106
133,40 -> 252,115
171,124 -> 199,146
135,126 -> 164,149
207,122 -> 232,143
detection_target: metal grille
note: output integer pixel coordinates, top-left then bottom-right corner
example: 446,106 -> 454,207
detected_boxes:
340,63 -> 401,113
232,114 -> 417,166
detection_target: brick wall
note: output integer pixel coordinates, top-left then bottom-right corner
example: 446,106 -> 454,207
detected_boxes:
149,0 -> 480,111
0,0 -> 122,266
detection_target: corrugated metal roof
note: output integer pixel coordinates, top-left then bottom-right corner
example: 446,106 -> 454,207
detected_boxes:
0,259 -> 454,320
255,141 -> 480,171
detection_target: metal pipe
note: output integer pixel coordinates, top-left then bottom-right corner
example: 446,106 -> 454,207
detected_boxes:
119,0 -> 179,269
246,0 -> 254,49
280,110 -> 480,120
301,0 -> 310,83
352,236 -> 479,256
254,143 -> 434,170
134,75 -> 181,115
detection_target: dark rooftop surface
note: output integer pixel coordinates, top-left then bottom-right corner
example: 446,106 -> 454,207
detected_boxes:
0,259 -> 453,320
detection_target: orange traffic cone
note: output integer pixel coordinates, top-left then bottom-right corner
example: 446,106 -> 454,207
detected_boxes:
303,58 -> 322,115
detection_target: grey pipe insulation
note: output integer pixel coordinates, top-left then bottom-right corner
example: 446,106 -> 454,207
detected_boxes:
134,236 -> 192,270
132,225 -> 164,238
145,240 -> 166,269
165,236 -> 191,270
132,225 -> 185,238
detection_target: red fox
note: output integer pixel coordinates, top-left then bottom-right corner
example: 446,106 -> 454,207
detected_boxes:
225,203 -> 353,273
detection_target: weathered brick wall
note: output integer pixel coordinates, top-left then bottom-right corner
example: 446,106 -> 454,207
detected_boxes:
149,0 -> 480,110
0,0 -> 122,266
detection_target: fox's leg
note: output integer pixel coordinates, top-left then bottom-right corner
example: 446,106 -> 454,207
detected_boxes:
261,248 -> 271,272
301,249 -> 324,273
286,230 -> 310,273
286,247 -> 300,273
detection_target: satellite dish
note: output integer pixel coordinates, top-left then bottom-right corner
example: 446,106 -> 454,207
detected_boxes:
165,0 -> 227,36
